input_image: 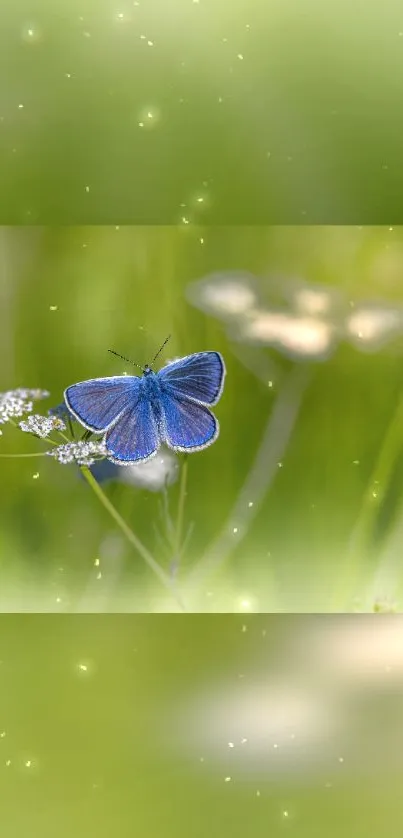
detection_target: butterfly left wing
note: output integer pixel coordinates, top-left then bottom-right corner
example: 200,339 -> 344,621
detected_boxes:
64,376 -> 140,433
157,351 -> 225,406
104,396 -> 160,464
159,390 -> 219,452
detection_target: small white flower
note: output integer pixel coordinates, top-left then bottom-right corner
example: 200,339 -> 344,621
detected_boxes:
47,440 -> 107,467
19,414 -> 66,438
0,388 -> 49,425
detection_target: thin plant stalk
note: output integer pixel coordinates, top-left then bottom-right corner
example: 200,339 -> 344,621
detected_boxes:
174,455 -> 188,565
187,364 -> 312,590
80,465 -> 187,612
332,394 -> 403,610
0,451 -> 50,458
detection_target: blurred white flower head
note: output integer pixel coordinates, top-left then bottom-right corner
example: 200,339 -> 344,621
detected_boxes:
265,276 -> 345,319
186,271 -> 259,320
187,269 -> 403,362
170,679 -> 339,777
235,311 -> 336,361
120,446 -> 179,492
346,303 -> 403,352
292,285 -> 342,317
296,617 -> 403,686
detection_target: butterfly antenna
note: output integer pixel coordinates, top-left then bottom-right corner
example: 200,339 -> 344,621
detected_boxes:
151,334 -> 171,366
108,349 -> 143,371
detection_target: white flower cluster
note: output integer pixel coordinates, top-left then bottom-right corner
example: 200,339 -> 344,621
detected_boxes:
0,387 -> 49,425
47,440 -> 107,467
19,414 -> 66,438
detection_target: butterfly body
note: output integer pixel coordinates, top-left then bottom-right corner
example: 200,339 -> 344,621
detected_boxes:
64,351 -> 225,465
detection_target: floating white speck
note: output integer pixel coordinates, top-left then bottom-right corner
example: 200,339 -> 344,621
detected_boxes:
237,54 -> 244,60
21,24 -> 42,43
32,472 -> 39,479
224,776 -> 232,782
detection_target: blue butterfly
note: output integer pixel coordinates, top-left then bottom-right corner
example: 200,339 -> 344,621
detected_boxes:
64,351 -> 226,465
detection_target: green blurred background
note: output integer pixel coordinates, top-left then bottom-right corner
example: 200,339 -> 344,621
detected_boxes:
2,0 -> 403,222
3,2 -> 403,834
2,224 -> 403,612
0,613 -> 402,838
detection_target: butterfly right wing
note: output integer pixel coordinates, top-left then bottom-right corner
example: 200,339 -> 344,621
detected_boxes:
64,376 -> 141,433
159,390 -> 219,452
157,351 -> 225,406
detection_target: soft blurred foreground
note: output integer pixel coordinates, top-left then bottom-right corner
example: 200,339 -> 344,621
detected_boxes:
0,613 -> 402,837
2,226 -> 403,611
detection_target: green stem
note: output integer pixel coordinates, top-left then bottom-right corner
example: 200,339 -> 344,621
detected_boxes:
332,395 -> 403,609
174,455 -> 188,564
0,451 -> 49,458
80,465 -> 187,612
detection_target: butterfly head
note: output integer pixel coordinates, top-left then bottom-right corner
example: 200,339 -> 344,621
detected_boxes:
142,364 -> 153,376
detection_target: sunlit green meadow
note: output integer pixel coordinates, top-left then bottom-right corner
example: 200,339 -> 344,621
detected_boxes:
2,0 -> 403,224
2,225 -> 403,612
0,613 -> 403,838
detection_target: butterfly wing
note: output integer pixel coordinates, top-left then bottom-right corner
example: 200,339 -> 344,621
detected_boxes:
64,376 -> 141,433
104,396 -> 160,464
159,391 -> 219,452
157,351 -> 225,405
